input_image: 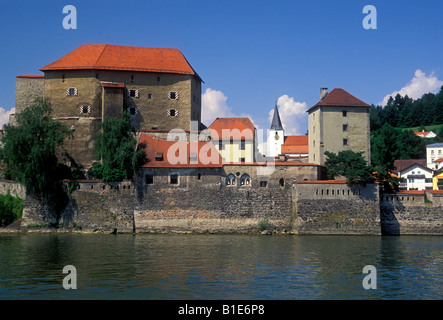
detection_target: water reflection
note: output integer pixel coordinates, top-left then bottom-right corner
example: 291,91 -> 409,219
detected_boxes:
0,234 -> 441,300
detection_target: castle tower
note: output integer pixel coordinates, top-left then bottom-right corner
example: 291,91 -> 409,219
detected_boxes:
307,88 -> 371,165
268,103 -> 284,157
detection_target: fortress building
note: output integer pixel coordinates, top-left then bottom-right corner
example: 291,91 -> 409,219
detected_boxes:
307,88 -> 371,165
14,44 -> 203,168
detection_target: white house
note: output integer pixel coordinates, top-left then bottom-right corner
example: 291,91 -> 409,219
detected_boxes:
398,163 -> 434,190
414,130 -> 437,138
426,142 -> 443,169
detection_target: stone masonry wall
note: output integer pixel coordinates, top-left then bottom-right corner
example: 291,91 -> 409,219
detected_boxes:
380,191 -> 443,235
293,181 -> 381,235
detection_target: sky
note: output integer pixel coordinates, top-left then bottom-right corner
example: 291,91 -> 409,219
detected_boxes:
0,0 -> 442,142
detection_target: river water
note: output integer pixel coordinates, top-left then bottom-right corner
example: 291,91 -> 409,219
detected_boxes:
0,233 -> 441,300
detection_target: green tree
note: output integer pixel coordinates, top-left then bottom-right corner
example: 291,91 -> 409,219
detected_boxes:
0,192 -> 24,227
90,113 -> 146,181
1,99 -> 70,196
324,150 -> 375,184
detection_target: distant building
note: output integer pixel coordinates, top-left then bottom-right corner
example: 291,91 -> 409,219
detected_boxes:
414,130 -> 437,138
208,117 -> 256,163
268,104 -> 285,158
307,88 -> 371,165
397,163 -> 433,190
426,142 -> 443,169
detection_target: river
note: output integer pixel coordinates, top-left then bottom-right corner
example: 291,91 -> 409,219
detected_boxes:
0,233 -> 441,300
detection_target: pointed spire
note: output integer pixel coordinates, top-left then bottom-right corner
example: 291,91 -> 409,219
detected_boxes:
270,102 -> 283,130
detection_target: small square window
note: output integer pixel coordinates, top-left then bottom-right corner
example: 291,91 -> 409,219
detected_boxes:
148,93 -> 152,99
260,181 -> 267,187
240,157 -> 246,163
342,110 -> 347,117
343,124 -> 348,131
170,174 -> 178,185
80,106 -> 90,114
128,107 -> 138,115
129,89 -> 139,98
167,109 -> 178,117
240,139 -> 246,150
168,91 -> 179,100
343,138 -> 348,146
67,88 -> 77,96
145,175 -> 153,184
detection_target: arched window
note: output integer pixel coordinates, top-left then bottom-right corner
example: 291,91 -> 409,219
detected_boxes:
226,173 -> 236,186
279,178 -> 285,188
240,174 -> 251,186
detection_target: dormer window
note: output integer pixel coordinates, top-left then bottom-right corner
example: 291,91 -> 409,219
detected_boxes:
155,153 -> 163,161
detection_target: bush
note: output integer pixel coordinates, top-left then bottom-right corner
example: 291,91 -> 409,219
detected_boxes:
0,192 -> 24,227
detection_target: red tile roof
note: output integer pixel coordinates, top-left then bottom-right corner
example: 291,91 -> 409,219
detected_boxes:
307,88 -> 370,112
281,135 -> 309,154
16,74 -> 44,78
40,44 -> 201,80
139,133 -> 222,168
433,158 -> 443,163
414,131 -> 430,137
208,117 -> 255,140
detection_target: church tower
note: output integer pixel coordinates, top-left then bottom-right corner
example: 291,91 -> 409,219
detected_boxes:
268,104 -> 284,157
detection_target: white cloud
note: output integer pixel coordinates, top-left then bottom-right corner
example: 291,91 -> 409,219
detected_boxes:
0,107 -> 14,128
380,69 -> 443,106
267,95 -> 308,136
201,88 -> 234,126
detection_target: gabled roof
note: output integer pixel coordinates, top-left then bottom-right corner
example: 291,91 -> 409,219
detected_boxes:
398,162 -> 433,174
307,88 -> 371,112
281,135 -> 309,155
426,142 -> 443,148
138,133 -> 222,168
393,159 -> 427,174
40,44 -> 202,81
270,105 -> 283,130
208,117 -> 255,140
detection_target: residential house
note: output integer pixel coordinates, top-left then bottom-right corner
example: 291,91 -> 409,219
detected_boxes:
414,130 -> 437,138
208,117 -> 256,163
397,163 -> 433,190
426,142 -> 443,169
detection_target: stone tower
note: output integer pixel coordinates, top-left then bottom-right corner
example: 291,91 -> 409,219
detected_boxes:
307,88 -> 371,165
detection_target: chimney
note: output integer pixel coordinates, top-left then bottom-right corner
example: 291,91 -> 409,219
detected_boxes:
320,88 -> 328,100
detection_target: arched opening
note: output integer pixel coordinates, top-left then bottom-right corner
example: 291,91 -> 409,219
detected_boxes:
226,173 -> 236,186
240,173 -> 251,186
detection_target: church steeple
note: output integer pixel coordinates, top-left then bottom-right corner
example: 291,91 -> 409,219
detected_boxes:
270,103 -> 283,130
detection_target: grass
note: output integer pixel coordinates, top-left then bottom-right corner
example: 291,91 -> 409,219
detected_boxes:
400,124 -> 443,133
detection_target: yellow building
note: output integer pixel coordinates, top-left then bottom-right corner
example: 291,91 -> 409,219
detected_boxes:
433,172 -> 443,190
208,117 -> 256,163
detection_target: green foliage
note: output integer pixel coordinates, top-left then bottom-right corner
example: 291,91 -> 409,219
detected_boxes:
91,113 -> 145,182
258,215 -> 270,231
370,86 -> 443,129
0,99 -> 71,196
371,124 -> 427,170
0,192 -> 24,227
324,150 -> 375,184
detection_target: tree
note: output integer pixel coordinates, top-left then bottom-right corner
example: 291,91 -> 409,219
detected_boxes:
1,99 -> 71,196
324,150 -> 375,184
90,113 -> 146,182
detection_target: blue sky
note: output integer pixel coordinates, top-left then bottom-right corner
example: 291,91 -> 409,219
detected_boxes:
0,0 -> 442,136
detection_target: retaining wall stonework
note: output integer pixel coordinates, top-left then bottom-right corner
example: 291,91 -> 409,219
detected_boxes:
13,179 -> 443,235
380,191 -> 443,235
293,181 -> 381,235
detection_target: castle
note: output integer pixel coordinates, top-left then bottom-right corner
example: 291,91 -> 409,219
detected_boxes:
5,44 -> 442,235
